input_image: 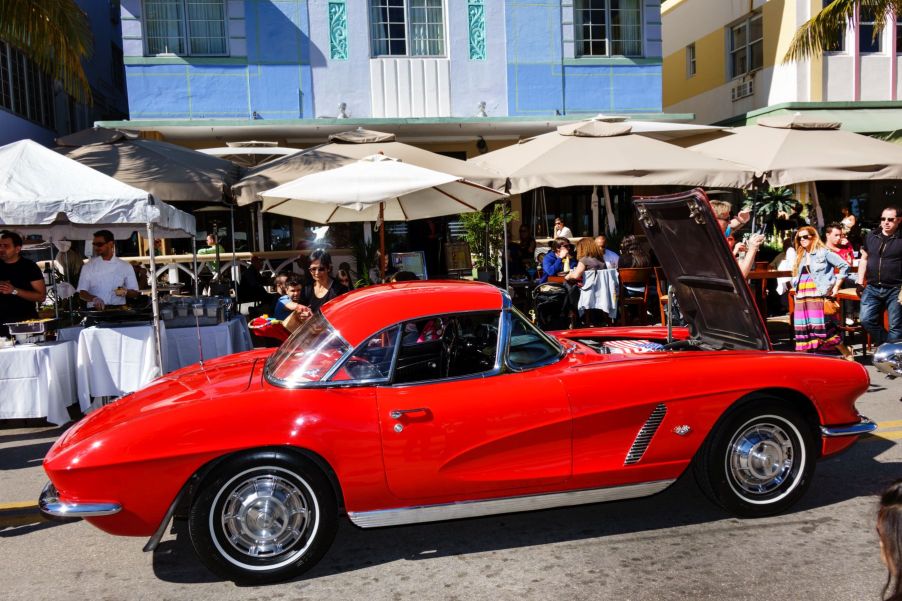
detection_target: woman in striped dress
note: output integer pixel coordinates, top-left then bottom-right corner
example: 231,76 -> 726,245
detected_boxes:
791,226 -> 852,358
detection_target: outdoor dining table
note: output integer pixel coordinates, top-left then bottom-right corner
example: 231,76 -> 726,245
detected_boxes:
163,316 -> 253,373
66,323 -> 162,412
0,340 -> 77,425
58,317 -> 254,411
747,269 -> 793,314
835,288 -> 890,344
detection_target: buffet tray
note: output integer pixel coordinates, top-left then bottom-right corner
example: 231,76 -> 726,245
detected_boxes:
164,315 -> 221,329
81,309 -> 152,328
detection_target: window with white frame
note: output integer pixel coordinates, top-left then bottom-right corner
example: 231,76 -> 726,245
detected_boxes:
729,13 -> 762,78
370,0 -> 445,57
859,7 -> 880,53
143,0 -> 228,56
686,43 -> 696,77
575,0 -> 643,58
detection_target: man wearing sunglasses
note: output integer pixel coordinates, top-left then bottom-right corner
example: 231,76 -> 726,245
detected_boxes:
77,230 -> 139,311
857,206 -> 902,344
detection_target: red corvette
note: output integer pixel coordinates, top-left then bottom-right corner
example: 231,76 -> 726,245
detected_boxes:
40,191 -> 874,583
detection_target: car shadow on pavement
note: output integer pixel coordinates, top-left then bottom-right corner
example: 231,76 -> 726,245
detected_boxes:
0,441 -> 55,471
0,424 -> 71,445
150,435 -> 896,585
0,440 -> 53,471
0,518 -> 64,538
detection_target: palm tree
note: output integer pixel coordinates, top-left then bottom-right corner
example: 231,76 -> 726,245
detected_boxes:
785,0 -> 899,62
0,0 -> 93,103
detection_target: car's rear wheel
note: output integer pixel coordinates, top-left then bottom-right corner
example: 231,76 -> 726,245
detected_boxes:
694,401 -> 816,517
187,451 -> 337,583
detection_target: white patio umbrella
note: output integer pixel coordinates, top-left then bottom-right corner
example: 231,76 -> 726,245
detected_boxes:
0,139 -> 197,374
260,154 -> 508,279
469,118 -> 756,195
197,141 -> 301,167
682,114 -> 902,186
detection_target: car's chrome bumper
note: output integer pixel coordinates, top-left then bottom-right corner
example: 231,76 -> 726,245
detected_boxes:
39,482 -> 121,520
820,416 -> 877,437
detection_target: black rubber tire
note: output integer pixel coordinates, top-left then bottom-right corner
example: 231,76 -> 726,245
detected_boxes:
187,450 -> 337,584
693,400 -> 816,518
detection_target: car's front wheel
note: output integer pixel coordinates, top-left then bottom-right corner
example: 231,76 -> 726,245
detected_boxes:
694,401 -> 816,517
188,451 -> 337,583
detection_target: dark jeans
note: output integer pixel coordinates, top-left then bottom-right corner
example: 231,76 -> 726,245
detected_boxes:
860,284 -> 902,344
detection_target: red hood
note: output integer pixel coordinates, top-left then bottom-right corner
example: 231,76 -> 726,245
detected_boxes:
49,349 -> 273,456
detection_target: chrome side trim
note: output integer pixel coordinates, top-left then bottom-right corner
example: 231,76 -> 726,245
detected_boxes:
625,403 -> 667,465
347,479 -> 676,528
39,482 -> 121,519
820,416 -> 877,437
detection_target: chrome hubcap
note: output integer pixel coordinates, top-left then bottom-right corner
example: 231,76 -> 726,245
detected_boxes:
221,475 -> 310,558
729,423 -> 794,495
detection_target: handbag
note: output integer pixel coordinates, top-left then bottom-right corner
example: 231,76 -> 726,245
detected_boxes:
823,297 -> 840,316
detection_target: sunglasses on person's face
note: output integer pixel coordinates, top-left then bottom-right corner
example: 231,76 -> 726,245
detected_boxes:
797,234 -> 812,240
92,241 -> 108,247
880,216 -> 898,222
309,266 -> 327,272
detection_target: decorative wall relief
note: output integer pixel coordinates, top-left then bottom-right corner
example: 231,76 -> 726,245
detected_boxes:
329,2 -> 348,60
468,0 -> 486,60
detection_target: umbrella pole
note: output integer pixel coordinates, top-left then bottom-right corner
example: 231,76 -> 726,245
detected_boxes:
48,239 -> 59,319
503,201 -> 509,292
146,221 -> 164,377
192,235 -> 199,297
379,203 -> 386,282
229,204 -> 238,289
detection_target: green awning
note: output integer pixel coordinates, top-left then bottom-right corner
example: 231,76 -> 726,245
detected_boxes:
713,101 -> 902,136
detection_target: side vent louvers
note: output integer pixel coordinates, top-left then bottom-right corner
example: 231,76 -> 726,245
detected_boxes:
624,404 -> 667,465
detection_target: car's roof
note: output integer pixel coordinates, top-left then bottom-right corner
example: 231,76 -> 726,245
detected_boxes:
322,280 -> 505,345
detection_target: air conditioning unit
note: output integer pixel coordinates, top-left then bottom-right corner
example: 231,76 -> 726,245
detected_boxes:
731,79 -> 754,101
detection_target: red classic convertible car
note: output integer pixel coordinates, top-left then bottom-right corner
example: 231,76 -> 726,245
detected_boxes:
40,191 -> 874,583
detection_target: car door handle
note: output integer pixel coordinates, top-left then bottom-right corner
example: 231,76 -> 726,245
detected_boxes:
389,408 -> 428,420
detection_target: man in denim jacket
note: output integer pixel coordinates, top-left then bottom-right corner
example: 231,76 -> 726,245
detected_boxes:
857,206 -> 902,344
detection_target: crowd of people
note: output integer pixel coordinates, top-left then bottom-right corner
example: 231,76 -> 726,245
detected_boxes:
518,203 -> 901,354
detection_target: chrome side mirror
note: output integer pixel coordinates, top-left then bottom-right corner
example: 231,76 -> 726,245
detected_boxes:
874,342 -> 902,379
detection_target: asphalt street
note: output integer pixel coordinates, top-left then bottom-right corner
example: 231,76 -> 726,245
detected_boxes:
1,364 -> 899,601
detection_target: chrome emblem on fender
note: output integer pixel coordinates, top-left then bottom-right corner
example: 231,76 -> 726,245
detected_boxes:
673,425 -> 692,436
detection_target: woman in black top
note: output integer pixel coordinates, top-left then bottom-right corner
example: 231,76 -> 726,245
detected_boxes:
618,234 -> 651,269
301,249 -> 348,314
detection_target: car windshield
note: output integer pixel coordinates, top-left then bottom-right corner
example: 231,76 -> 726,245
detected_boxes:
266,313 -> 350,385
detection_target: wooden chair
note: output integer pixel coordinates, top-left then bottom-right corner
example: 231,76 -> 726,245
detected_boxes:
653,266 -> 669,327
617,267 -> 652,325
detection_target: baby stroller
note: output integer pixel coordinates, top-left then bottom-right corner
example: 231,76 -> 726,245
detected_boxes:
532,283 -> 569,330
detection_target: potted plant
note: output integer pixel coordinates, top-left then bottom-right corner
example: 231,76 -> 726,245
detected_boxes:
459,204 -> 517,281
351,236 -> 379,287
743,185 -> 797,238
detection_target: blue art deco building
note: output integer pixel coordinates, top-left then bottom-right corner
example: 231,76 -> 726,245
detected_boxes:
120,1 -> 663,122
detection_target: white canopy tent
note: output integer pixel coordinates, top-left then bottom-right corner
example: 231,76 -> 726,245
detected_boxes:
0,139 -> 197,373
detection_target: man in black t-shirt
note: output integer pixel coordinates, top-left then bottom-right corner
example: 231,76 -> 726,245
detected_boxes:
856,206 -> 902,344
0,231 -> 47,337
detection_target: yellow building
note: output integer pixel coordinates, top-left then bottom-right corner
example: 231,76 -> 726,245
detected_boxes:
662,0 -> 902,129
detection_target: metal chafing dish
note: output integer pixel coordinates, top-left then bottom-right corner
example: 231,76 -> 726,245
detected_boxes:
4,318 -> 57,344
79,308 -> 153,328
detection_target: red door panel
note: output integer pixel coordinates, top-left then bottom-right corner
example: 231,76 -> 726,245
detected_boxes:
376,369 -> 571,502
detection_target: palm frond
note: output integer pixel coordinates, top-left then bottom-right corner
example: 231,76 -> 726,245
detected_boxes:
784,0 -> 860,63
0,0 -> 93,103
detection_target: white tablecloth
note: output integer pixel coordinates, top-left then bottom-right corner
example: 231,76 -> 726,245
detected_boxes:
0,341 -> 77,425
163,316 -> 252,372
75,324 -> 162,412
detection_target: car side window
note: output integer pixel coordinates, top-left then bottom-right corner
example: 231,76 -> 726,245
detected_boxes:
393,312 -> 500,385
330,325 -> 400,382
507,309 -> 561,370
